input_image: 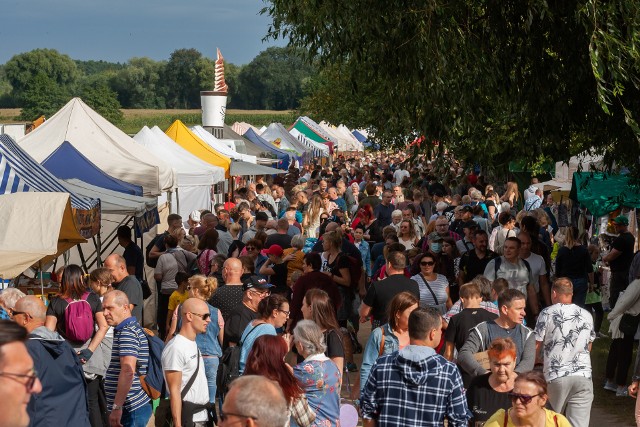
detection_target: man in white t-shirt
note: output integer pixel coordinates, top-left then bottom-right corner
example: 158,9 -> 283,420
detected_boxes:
519,231 -> 551,307
393,165 -> 410,185
162,298 -> 211,425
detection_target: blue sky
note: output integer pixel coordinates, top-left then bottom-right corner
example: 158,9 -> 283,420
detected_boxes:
0,0 -> 285,65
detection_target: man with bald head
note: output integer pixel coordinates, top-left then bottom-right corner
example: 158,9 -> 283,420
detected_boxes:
162,298 -> 211,425
102,290 -> 151,427
14,296 -> 90,426
221,375 -> 289,427
104,254 -> 143,323
210,258 -> 245,321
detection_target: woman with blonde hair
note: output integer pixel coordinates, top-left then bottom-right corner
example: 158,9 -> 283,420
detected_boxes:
283,234 -> 306,286
501,181 -> 520,210
167,274 -> 224,404
397,219 -> 418,250
303,193 -> 325,238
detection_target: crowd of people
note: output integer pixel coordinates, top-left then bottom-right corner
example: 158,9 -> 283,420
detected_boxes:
1,152 -> 640,427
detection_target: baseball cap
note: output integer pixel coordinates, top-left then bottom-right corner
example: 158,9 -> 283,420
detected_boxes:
462,220 -> 478,229
460,206 -> 473,213
428,232 -> 444,242
242,275 -> 274,292
255,212 -> 269,221
613,216 -> 629,226
262,244 -> 284,257
189,210 -> 201,222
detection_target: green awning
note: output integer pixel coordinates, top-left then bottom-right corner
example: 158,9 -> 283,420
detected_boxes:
570,172 -> 640,217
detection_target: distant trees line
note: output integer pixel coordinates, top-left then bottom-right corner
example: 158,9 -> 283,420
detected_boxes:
0,47 -> 317,122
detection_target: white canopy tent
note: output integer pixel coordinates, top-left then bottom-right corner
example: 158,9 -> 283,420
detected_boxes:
133,126 -> 225,219
64,179 -> 157,217
336,125 -> 365,152
0,192 -> 85,280
319,121 -> 363,152
289,128 -> 330,157
539,152 -> 605,192
190,125 -> 258,163
19,98 -> 176,196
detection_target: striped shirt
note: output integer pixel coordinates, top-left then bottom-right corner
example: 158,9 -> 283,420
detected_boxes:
105,317 -> 150,411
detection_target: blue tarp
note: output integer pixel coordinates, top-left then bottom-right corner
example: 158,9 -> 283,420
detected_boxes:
352,130 -> 377,149
242,128 -> 294,170
42,141 -> 143,196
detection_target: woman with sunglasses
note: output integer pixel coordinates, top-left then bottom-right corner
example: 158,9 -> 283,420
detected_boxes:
239,294 -> 290,374
466,338 -> 518,425
167,274 -> 223,404
243,238 -> 269,279
484,371 -> 571,427
244,335 -> 316,427
411,253 -> 452,315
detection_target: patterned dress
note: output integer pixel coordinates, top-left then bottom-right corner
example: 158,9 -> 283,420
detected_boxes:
294,354 -> 342,427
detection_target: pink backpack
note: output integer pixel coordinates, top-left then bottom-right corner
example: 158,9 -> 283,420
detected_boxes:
64,292 -> 94,342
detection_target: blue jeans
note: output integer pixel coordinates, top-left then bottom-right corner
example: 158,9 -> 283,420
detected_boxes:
121,403 -> 152,427
204,356 -> 219,403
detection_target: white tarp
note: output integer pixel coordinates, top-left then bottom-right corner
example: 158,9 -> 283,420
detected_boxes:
0,192 -> 84,278
539,152 -> 604,192
261,123 -> 310,156
191,126 -> 258,163
232,122 -> 262,136
64,179 -> 157,217
336,125 -> 365,152
18,98 -> 176,196
290,128 -> 330,157
319,121 -> 362,152
133,126 -> 225,220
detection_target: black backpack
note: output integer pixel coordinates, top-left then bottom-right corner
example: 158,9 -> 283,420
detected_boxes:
216,324 -> 261,396
145,231 -> 168,268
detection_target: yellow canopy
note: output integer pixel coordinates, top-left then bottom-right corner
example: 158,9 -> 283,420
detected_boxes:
165,120 -> 231,178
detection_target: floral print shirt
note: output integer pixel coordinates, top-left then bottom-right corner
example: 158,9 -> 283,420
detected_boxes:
294,353 -> 342,427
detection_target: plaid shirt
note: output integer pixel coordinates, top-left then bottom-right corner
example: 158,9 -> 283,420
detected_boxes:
360,346 -> 471,427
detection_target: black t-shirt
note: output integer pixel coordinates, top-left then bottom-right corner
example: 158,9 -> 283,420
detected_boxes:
223,303 -> 258,348
459,250 -> 498,282
265,233 -> 293,250
209,285 -> 244,321
610,232 -> 636,272
555,245 -> 592,279
113,275 -> 143,323
466,373 -> 512,425
46,291 -> 103,340
362,274 -> 420,322
324,329 -> 345,359
269,261 -> 290,295
445,308 -> 498,351
123,242 -> 144,281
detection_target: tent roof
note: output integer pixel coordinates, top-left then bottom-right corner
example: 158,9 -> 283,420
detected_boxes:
133,126 -> 224,186
352,130 -> 367,142
191,126 -> 258,163
64,179 -> 157,217
290,117 -> 335,153
18,97 -> 176,196
42,141 -> 143,196
232,122 -> 262,136
229,160 -> 287,176
570,172 -> 640,217
242,128 -> 292,170
261,123 -> 309,156
165,120 -> 231,178
319,122 -> 363,152
289,128 -> 329,157
222,125 -> 273,162
336,125 -> 365,152
0,192 -> 85,278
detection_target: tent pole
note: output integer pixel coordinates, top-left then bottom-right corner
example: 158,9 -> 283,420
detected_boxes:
77,244 -> 88,272
175,189 -> 180,219
96,232 -> 103,268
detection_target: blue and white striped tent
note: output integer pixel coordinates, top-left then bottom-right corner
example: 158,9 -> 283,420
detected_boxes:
0,134 -> 100,238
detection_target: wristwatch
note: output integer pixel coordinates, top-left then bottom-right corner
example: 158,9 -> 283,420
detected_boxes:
111,403 -> 124,411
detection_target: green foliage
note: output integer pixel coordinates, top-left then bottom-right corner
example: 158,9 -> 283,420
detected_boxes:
78,80 -> 123,124
18,72 -> 70,121
0,65 -> 14,108
163,49 -> 213,109
233,47 -> 317,110
264,0 -> 640,175
4,49 -> 80,105
110,57 -> 167,109
75,59 -> 125,75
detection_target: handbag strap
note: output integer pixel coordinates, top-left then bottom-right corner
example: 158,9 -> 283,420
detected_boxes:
419,274 -> 440,305
181,349 -> 201,400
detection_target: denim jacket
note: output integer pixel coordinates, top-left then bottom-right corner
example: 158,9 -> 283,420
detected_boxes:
360,323 -> 399,392
355,240 -> 372,278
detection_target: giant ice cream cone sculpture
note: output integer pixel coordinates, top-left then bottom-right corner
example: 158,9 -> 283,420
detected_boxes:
201,48 -> 228,137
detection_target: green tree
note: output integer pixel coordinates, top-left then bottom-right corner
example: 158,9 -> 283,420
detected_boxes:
75,59 -> 125,76
263,0 -> 640,175
235,47 -> 317,110
18,72 -> 69,121
4,49 -> 80,106
163,48 -> 214,109
78,80 -> 124,124
110,57 -> 167,108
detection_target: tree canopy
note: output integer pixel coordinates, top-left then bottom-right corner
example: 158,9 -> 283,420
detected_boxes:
263,0 -> 640,175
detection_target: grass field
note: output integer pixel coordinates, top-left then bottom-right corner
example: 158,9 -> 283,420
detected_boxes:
0,108 -> 298,135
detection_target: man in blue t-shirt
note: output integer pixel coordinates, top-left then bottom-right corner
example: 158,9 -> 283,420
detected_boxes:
103,290 -> 151,427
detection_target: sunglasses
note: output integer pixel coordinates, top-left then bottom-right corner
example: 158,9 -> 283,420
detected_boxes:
420,261 -> 435,266
508,392 -> 541,405
246,247 -> 256,251
10,310 -> 28,318
189,312 -> 211,321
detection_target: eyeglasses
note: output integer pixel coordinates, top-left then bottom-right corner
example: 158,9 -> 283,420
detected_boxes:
189,312 -> 211,321
420,261 -> 435,266
250,289 -> 271,297
220,410 -> 258,424
10,310 -> 28,318
278,309 -> 290,317
508,392 -> 541,405
0,368 -> 38,391
246,247 -> 256,251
